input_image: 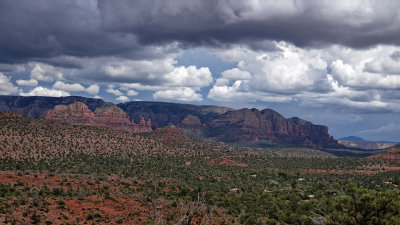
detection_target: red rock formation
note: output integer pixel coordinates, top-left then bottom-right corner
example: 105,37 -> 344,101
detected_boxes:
46,102 -> 152,133
208,108 -> 342,149
94,103 -> 133,132
0,112 -> 23,118
371,145 -> 400,164
181,114 -> 202,126
146,118 -> 151,129
133,117 -> 152,132
46,102 -> 96,125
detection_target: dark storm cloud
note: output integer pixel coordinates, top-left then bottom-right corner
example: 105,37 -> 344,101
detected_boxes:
0,0 -> 140,64
1,0 -> 399,65
98,0 -> 400,49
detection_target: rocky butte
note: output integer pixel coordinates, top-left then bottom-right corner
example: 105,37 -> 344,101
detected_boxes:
370,145 -> 400,164
205,108 -> 342,149
46,102 -> 151,133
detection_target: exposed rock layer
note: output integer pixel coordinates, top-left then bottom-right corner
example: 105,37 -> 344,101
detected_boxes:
46,102 -> 151,132
371,145 -> 400,164
207,108 -> 341,149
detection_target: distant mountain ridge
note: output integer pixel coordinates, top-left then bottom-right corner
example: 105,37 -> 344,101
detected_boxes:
0,95 -> 105,118
0,95 -> 342,149
339,136 -> 366,142
338,136 -> 398,150
339,136 -> 397,143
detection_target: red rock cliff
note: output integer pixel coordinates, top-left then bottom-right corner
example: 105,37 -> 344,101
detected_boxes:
370,145 -> 400,164
208,108 -> 342,149
46,102 -> 151,133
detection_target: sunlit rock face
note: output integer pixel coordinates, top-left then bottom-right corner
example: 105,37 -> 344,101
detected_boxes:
46,102 -> 151,133
208,108 -> 342,149
371,145 -> 400,164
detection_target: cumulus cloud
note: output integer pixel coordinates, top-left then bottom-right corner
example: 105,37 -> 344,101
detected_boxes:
248,43 -> 329,94
16,79 -> 38,86
153,87 -> 202,102
85,84 -> 100,95
100,57 -> 173,83
332,60 -> 400,89
0,72 -> 19,95
364,59 -> 400,75
95,55 -> 213,88
116,95 -> 129,102
106,87 -> 123,96
164,66 -> 213,87
208,79 -> 292,103
30,62 -> 63,82
221,68 -> 252,80
126,90 -> 138,96
209,42 -> 331,99
20,86 -> 70,97
52,81 -> 85,92
207,42 -> 400,113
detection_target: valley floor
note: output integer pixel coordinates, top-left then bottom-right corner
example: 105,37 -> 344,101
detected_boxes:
1,114 -> 399,224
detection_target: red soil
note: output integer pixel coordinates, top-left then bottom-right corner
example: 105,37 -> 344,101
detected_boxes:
0,171 -> 230,224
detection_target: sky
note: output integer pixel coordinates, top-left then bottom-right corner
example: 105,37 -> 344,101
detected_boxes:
0,0 -> 400,141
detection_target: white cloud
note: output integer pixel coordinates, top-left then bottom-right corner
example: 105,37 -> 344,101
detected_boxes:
0,72 -> 19,95
100,57 -> 176,83
106,87 -> 123,96
331,59 -> 400,89
89,52 -> 213,90
153,87 -> 202,102
164,66 -> 213,87
9,50 -> 212,104
208,79 -> 292,103
208,42 -> 400,113
248,42 -> 329,93
16,79 -> 38,86
221,68 -> 252,80
208,79 -> 251,101
126,90 -> 138,96
364,58 -> 400,75
85,84 -> 100,95
52,81 -> 85,92
116,95 -> 129,102
20,86 -> 70,97
29,62 -> 63,82
213,42 -> 330,95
